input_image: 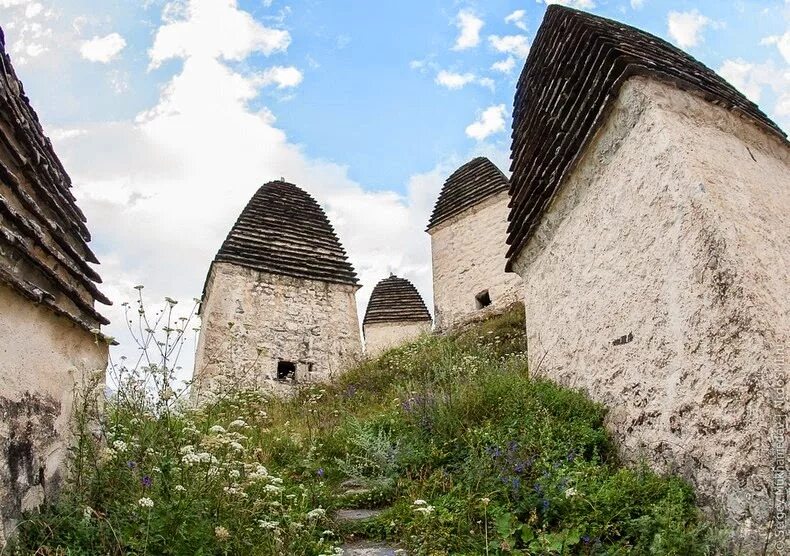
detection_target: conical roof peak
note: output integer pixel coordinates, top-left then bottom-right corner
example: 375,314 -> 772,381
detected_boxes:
213,180 -> 358,286
363,275 -> 431,326
427,157 -> 509,231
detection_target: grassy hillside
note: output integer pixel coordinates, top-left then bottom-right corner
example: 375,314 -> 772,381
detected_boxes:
12,305 -> 721,555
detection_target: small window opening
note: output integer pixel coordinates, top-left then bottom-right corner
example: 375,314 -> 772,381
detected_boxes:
475,290 -> 492,309
276,360 -> 296,381
307,363 -> 315,374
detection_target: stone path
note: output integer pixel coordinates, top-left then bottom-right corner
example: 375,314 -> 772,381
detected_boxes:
335,487 -> 403,555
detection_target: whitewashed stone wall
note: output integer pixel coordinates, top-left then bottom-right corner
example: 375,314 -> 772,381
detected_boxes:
511,76 -> 789,548
0,284 -> 107,543
364,321 -> 432,357
429,190 -> 522,331
193,262 -> 362,398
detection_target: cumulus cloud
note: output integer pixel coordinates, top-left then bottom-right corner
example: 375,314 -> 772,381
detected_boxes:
80,32 -> 126,63
762,31 -> 790,65
256,65 -> 303,89
543,0 -> 596,9
504,10 -> 527,31
719,58 -> 790,126
630,0 -> 646,9
435,70 -> 494,91
465,104 -> 506,141
667,9 -> 712,49
435,70 -> 476,89
488,34 -> 530,59
149,0 -> 290,69
491,56 -> 516,74
452,9 -> 483,50
48,0 -> 451,377
0,0 -> 54,64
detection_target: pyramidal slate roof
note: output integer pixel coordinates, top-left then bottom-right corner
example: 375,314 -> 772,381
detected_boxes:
212,180 -> 359,286
363,275 -> 432,326
0,27 -> 109,331
427,157 -> 509,231
505,6 -> 786,270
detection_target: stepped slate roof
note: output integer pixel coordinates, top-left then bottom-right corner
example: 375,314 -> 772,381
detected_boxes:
212,180 -> 359,286
427,157 -> 509,231
506,5 -> 786,270
0,27 -> 109,331
363,275 -> 432,326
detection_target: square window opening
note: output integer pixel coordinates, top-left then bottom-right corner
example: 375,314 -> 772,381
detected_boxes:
475,290 -> 492,310
276,360 -> 296,381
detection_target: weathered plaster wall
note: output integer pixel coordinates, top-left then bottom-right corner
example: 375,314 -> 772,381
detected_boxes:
364,321 -> 432,357
194,263 -> 362,398
0,284 -> 107,543
430,190 -> 522,331
511,76 -> 789,548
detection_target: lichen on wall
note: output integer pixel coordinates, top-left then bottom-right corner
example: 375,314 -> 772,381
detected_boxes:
429,191 -> 522,331
193,262 -> 362,398
364,321 -> 431,357
511,76 -> 789,549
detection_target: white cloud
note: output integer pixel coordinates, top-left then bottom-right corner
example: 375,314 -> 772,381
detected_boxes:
48,0 -> 443,378
80,32 -> 126,63
505,9 -> 527,31
1,0 -> 54,65
491,56 -> 516,74
435,70 -> 475,89
543,0 -> 596,9
718,58 -> 790,125
149,0 -> 290,69
762,32 -> 790,65
488,34 -> 530,59
630,0 -> 646,9
667,9 -> 712,49
256,65 -> 303,89
453,9 -> 483,50
435,70 -> 495,91
465,104 -> 506,140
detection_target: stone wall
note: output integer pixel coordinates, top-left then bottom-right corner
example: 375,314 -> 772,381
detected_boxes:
511,76 -> 789,548
193,262 -> 362,398
429,190 -> 522,331
363,321 -> 432,357
0,284 -> 107,543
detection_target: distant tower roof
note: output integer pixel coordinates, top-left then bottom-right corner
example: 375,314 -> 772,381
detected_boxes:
363,275 -> 431,326
213,180 -> 359,286
427,157 -> 509,231
505,5 -> 785,270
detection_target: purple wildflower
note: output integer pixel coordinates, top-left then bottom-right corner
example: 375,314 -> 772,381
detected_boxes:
141,475 -> 152,488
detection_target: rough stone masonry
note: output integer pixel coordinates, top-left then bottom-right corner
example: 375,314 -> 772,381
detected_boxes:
506,6 -> 789,551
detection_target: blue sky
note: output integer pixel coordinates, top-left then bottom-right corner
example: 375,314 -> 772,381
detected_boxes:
1,0 -> 787,375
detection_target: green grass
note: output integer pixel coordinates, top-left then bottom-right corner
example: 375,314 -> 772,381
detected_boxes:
10,305 -> 722,555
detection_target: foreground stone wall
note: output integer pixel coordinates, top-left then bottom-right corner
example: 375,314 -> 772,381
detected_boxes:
194,262 -> 362,398
429,190 -> 522,331
364,321 -> 432,357
511,76 -> 789,549
0,284 -> 106,543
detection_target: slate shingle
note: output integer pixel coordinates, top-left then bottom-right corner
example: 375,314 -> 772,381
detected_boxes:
505,5 -> 785,270
0,27 -> 109,330
363,275 -> 431,326
213,180 -> 359,286
427,157 -> 509,231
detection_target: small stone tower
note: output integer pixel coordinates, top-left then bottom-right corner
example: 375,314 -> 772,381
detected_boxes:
427,157 -> 522,331
193,180 -> 362,396
0,28 -> 109,541
363,275 -> 432,356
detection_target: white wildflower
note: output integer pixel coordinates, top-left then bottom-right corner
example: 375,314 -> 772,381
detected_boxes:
214,525 -> 230,541
209,425 -> 226,434
414,505 -> 435,515
137,497 -> 154,509
258,520 -> 279,530
413,499 -> 427,506
174,485 -> 186,492
564,487 -> 578,498
307,508 -> 326,520
83,506 -> 93,520
229,419 -> 247,428
228,469 -> 240,479
112,440 -> 127,452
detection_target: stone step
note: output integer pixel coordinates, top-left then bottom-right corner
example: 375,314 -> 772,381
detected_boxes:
334,508 -> 383,522
340,540 -> 403,555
